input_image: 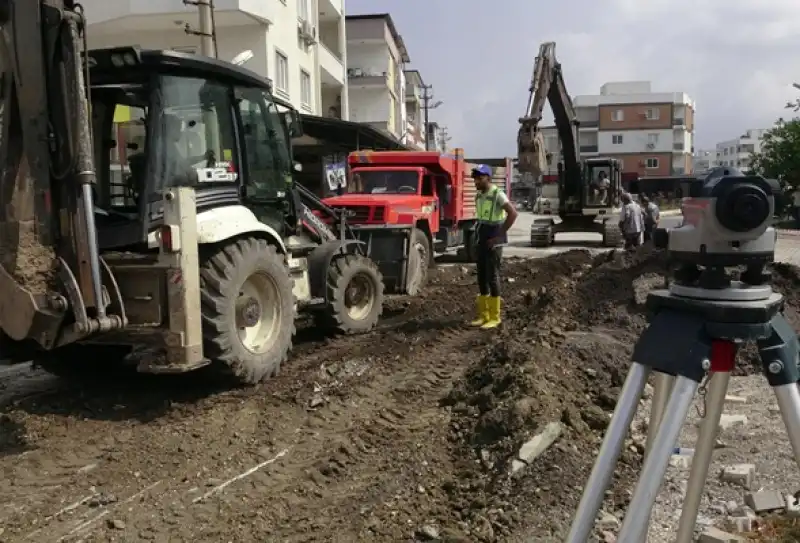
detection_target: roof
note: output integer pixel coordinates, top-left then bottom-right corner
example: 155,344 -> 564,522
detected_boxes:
346,13 -> 410,63
88,47 -> 273,89
298,115 -> 411,152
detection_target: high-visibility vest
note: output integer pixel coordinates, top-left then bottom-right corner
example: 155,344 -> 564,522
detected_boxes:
476,185 -> 507,225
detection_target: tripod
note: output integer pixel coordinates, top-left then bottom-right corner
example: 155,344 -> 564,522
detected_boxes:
565,276 -> 800,543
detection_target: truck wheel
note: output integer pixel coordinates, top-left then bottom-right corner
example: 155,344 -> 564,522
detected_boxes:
317,254 -> 384,334
200,238 -> 295,384
602,223 -> 623,247
463,230 -> 478,262
406,229 -> 430,295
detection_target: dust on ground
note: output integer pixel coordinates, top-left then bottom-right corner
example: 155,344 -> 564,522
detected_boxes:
0,247 -> 797,542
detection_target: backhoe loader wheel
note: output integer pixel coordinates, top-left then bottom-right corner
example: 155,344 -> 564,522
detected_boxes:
200,238 -> 295,384
406,229 -> 430,296
317,254 -> 384,334
602,223 -> 623,248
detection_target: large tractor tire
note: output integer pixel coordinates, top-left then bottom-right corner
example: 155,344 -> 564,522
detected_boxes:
200,237 -> 295,384
602,222 -> 624,248
316,254 -> 384,334
405,229 -> 430,296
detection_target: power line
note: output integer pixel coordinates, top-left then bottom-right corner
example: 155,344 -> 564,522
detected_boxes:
421,84 -> 442,151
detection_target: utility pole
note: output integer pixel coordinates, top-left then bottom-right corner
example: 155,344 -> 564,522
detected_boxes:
183,0 -> 217,57
439,126 -> 452,152
421,84 -> 442,151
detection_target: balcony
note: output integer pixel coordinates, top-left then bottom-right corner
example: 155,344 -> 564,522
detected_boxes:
578,120 -> 599,128
580,145 -> 598,153
673,118 -> 685,127
673,143 -> 685,151
319,44 -> 345,86
318,0 -> 342,21
405,84 -> 421,102
347,68 -> 389,88
82,0 -> 277,33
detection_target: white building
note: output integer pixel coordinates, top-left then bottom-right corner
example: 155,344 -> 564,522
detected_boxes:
403,70 -> 425,149
81,0 -> 348,119
692,150 -> 715,172
570,81 -> 695,176
345,13 -> 410,142
714,128 -> 769,171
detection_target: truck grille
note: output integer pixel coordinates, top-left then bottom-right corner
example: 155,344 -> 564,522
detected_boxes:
331,205 -> 384,223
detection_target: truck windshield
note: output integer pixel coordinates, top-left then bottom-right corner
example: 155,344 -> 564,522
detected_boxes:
349,170 -> 418,194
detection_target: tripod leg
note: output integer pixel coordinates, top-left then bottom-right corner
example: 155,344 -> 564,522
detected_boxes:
617,375 -> 699,542
676,371 -> 729,543
565,363 -> 650,543
774,384 -> 800,465
645,372 -> 675,458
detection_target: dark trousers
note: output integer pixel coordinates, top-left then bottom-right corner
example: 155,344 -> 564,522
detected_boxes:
643,223 -> 655,242
624,232 -> 642,250
477,242 -> 502,297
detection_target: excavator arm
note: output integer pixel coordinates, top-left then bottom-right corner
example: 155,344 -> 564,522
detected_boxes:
517,42 -> 581,184
0,0 -> 122,350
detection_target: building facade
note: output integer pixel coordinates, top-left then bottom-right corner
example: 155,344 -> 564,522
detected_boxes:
714,128 -> 769,172
573,81 -> 695,176
403,69 -> 426,149
692,150 -> 715,172
345,13 -> 410,141
81,0 -> 348,119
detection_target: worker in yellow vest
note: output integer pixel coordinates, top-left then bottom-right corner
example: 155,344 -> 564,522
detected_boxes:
469,164 -> 518,328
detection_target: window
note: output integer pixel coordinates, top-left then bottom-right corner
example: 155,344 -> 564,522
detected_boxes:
274,50 -> 289,95
297,0 -> 309,21
645,108 -> 660,120
236,87 -> 293,200
300,69 -> 312,110
349,170 -> 419,195
612,134 -> 623,145
155,76 -> 238,192
646,158 -> 659,169
611,109 -> 624,121
647,133 -> 659,144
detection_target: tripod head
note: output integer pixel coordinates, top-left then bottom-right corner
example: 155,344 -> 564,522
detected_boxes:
653,167 -> 779,269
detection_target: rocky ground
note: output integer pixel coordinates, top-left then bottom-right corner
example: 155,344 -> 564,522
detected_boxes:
0,248 -> 799,542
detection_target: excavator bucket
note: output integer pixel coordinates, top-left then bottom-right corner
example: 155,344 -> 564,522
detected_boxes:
0,0 -> 125,352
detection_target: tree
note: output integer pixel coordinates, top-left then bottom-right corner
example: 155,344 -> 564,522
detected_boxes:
749,117 -> 800,186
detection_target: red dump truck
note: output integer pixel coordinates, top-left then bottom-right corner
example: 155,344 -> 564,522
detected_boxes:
320,149 -> 499,294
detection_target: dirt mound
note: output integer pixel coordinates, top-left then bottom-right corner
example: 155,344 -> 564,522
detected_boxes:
441,247 -> 670,539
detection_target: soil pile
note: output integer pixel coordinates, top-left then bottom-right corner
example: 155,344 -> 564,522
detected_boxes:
442,247 -> 671,539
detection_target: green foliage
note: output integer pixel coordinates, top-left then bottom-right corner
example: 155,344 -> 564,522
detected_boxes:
749,116 -> 800,186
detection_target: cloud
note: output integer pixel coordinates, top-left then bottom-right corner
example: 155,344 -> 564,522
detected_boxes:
346,0 -> 800,155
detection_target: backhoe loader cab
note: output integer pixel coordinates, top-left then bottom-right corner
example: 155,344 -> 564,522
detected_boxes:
5,44 -> 384,384
580,158 -> 622,210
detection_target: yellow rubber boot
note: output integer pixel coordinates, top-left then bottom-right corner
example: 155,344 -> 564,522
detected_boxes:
469,295 -> 489,326
481,296 -> 502,329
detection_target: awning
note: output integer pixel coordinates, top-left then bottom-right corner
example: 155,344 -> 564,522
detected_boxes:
293,115 -> 411,153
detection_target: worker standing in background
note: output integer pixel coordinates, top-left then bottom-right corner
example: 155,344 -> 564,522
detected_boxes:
641,195 -> 660,242
469,164 -> 518,329
618,192 -> 644,250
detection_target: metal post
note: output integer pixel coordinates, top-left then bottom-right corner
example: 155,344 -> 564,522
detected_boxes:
197,0 -> 216,57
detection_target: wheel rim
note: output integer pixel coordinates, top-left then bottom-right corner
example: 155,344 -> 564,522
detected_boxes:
236,271 -> 282,354
345,272 -> 375,321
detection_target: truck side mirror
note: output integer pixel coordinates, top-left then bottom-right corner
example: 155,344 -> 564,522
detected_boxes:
442,185 -> 452,205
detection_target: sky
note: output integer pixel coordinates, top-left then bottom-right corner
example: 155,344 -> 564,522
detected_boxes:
346,0 -> 800,157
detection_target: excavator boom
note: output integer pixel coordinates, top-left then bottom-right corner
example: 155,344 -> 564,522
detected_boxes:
0,0 -> 121,349
517,42 -> 580,182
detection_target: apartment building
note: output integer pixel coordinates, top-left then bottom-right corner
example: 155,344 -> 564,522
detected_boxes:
81,0 -> 348,119
403,70 -> 426,149
345,13 -> 410,141
573,81 -> 695,176
692,150 -> 715,172
714,128 -> 769,171
426,122 -> 446,152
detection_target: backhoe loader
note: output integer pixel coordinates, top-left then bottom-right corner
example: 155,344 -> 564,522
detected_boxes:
0,0 -> 384,384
